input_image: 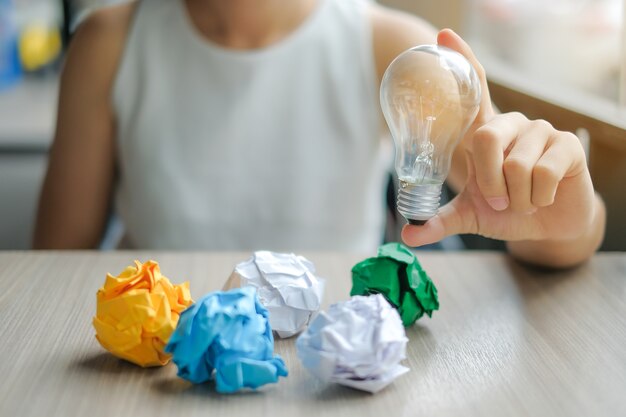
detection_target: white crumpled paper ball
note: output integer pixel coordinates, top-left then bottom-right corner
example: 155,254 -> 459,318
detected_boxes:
295,294 -> 409,393
225,251 -> 325,338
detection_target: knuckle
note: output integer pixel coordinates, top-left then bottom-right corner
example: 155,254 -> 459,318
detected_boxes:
509,111 -> 528,123
556,131 -> 579,146
559,132 -> 587,160
473,126 -> 500,149
503,157 -> 531,177
562,131 -> 579,142
533,163 -> 559,185
565,131 -> 584,147
530,119 -> 553,131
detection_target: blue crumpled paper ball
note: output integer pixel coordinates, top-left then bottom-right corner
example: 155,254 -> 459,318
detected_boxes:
164,286 -> 288,393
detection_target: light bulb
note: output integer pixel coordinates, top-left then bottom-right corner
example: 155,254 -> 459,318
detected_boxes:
380,45 -> 481,225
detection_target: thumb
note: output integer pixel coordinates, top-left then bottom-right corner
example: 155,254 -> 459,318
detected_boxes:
401,195 -> 471,247
401,148 -> 478,247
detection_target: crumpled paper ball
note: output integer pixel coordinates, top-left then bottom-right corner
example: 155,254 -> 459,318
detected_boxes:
92,260 -> 193,367
224,251 -> 325,338
165,287 -> 288,393
351,242 -> 439,326
296,294 -> 408,393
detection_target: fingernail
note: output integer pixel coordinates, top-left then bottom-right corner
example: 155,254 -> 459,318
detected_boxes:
487,197 -> 509,211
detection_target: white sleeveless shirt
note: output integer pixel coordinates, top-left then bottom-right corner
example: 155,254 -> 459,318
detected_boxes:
112,0 -> 390,251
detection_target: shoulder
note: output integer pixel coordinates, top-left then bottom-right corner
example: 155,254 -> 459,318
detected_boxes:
62,2 -> 138,96
76,1 -> 137,37
367,3 -> 438,82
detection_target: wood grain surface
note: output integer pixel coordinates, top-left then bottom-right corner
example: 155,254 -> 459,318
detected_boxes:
0,251 -> 625,417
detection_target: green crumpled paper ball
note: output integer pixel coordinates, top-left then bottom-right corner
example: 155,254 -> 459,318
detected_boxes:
350,242 -> 439,326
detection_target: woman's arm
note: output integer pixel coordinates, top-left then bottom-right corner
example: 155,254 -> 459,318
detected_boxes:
370,4 -> 437,84
33,4 -> 134,249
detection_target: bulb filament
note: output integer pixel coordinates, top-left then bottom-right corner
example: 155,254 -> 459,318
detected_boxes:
411,116 -> 435,183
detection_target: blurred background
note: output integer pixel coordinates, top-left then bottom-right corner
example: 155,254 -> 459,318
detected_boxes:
0,0 -> 624,250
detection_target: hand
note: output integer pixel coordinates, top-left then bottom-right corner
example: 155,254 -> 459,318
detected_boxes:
402,29 -> 596,247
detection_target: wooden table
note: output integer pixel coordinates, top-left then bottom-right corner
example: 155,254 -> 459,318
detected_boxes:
1,251 -> 625,416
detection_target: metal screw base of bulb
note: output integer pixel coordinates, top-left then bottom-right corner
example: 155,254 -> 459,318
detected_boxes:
397,180 -> 442,224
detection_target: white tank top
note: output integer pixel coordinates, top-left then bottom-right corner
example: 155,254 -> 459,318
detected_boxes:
112,0 -> 390,251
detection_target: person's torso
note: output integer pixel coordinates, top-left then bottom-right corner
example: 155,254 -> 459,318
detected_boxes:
113,0 -> 389,251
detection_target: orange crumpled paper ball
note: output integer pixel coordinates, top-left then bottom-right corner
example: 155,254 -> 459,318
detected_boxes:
92,260 -> 193,367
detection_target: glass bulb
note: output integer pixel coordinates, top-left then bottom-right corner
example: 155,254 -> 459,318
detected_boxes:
380,45 -> 481,225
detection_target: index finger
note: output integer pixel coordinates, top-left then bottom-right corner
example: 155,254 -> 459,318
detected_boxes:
437,28 -> 494,125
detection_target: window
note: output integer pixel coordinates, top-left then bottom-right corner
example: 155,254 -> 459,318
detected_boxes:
466,0 -> 623,104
